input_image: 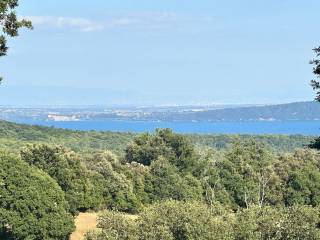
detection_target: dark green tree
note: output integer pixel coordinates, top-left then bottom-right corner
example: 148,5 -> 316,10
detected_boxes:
86,151 -> 142,213
20,144 -> 100,214
126,129 -> 197,172
309,47 -> 320,149
0,0 -> 32,82
285,165 -> 320,206
0,151 -> 75,239
144,157 -> 203,202
310,46 -> 320,101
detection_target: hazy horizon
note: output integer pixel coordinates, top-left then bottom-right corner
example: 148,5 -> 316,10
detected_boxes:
0,98 -> 315,108
1,0 -> 319,105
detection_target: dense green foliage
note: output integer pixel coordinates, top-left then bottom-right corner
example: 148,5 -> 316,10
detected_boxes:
126,129 -> 197,169
235,205 -> 320,240
311,46 -> 320,102
86,201 -> 234,240
20,145 -> 142,214
87,200 -> 320,240
124,129 -> 320,210
189,133 -> 314,152
0,120 -> 314,154
2,122 -> 320,239
309,46 -> 320,150
20,144 -> 100,214
85,151 -> 142,213
84,129 -> 320,239
0,120 -> 135,155
0,151 -> 74,239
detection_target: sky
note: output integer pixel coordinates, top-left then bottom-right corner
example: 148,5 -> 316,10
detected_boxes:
0,0 -> 319,106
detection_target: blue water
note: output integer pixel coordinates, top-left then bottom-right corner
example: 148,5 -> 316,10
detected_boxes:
14,119 -> 320,135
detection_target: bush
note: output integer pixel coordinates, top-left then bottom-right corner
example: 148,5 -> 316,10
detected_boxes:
235,205 -> 320,240
88,200 -> 234,240
137,200 -> 234,240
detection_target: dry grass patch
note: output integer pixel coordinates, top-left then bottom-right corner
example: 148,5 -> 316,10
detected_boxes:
70,212 -> 99,240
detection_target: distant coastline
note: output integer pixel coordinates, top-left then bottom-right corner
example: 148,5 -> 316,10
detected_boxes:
1,101 -> 320,123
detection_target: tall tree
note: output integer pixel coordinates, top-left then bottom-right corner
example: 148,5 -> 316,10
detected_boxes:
309,47 -> 320,149
0,0 -> 32,82
310,47 -> 320,101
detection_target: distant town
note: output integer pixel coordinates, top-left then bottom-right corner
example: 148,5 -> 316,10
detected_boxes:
0,101 -> 319,122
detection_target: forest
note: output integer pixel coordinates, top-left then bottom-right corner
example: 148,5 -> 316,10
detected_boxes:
1,124 -> 320,239
0,120 -> 313,154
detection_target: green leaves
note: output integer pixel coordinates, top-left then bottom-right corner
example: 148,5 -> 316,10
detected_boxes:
90,202 -> 320,240
235,205 -> 320,240
89,201 -> 235,240
0,151 -> 74,239
311,46 -> 320,102
3,126 -> 320,239
0,0 -> 32,82
0,35 -> 7,56
126,129 -> 197,170
20,144 -> 100,214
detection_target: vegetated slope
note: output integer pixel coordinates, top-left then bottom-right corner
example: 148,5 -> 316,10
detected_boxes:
188,133 -> 314,152
158,101 -> 320,121
0,120 -> 135,155
85,129 -> 320,239
0,120 -> 314,153
2,126 -> 320,239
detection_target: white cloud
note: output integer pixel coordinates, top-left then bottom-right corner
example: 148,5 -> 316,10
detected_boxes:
21,13 -> 179,32
23,16 -> 104,32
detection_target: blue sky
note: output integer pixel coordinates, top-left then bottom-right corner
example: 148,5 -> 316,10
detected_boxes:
0,0 -> 319,106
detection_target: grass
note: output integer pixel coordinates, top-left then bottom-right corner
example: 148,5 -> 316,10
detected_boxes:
70,212 -> 99,240
70,211 -> 139,240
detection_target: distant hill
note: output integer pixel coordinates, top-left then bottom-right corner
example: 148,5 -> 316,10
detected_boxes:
155,101 -> 320,122
1,101 -> 319,122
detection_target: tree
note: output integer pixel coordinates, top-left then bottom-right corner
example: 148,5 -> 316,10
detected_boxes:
20,144 -> 100,214
0,0 -> 32,82
214,140 -> 277,209
311,47 -> 320,101
309,47 -> 320,149
235,205 -> 320,240
144,157 -> 203,202
285,165 -> 320,206
86,151 -> 142,213
86,211 -> 138,240
136,200 -> 234,240
126,129 -> 197,172
87,201 -> 234,240
0,151 -> 74,239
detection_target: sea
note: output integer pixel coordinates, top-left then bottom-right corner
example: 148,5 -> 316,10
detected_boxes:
13,119 -> 320,135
